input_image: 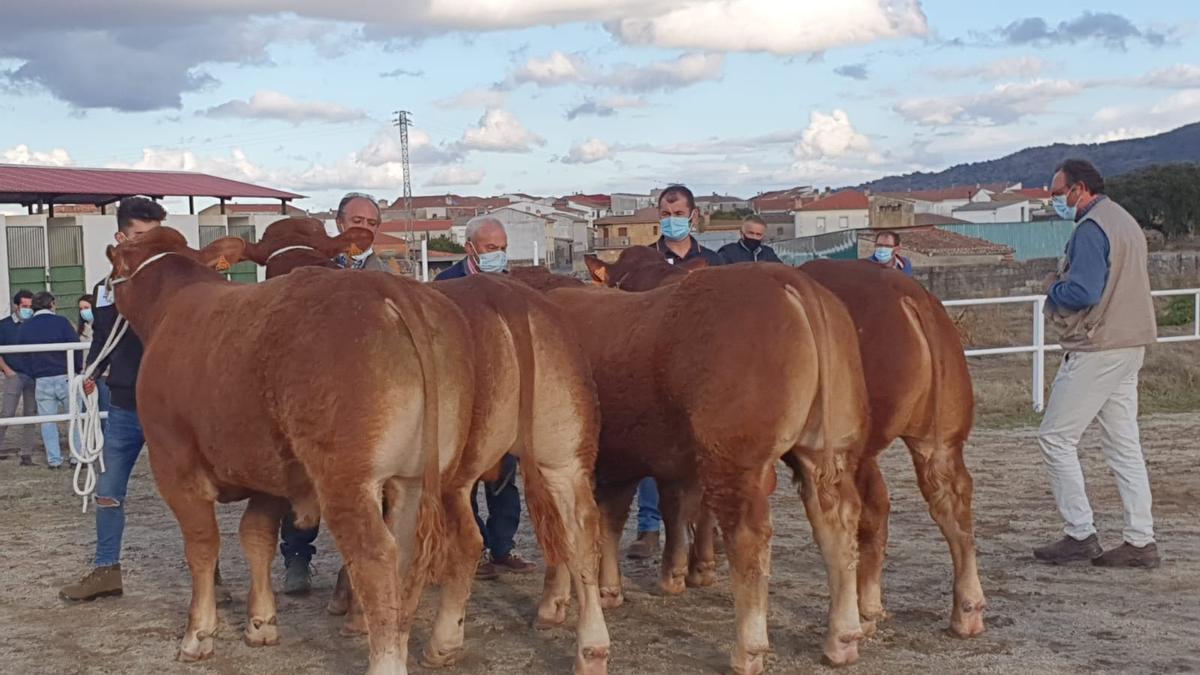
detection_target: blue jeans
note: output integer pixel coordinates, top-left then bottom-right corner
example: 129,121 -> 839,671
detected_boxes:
637,478 -> 661,533
94,406 -> 146,567
34,375 -> 82,467
96,376 -> 111,435
471,454 -> 522,559
280,510 -> 319,562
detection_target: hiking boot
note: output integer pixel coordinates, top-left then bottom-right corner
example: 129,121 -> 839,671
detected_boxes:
283,557 -> 313,595
1033,534 -> 1102,564
1093,542 -> 1161,569
19,456 -> 34,467
626,531 -> 661,560
60,565 -> 123,601
47,464 -> 62,471
493,552 -> 537,574
476,551 -> 499,580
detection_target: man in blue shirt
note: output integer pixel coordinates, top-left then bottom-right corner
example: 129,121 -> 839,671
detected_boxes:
17,291 -> 83,469
865,230 -> 913,276
0,290 -> 39,466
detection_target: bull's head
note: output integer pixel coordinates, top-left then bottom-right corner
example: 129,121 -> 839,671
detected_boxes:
584,247 -> 708,291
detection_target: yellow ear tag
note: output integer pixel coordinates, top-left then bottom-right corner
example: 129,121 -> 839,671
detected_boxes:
348,243 -> 364,257
215,256 -> 231,272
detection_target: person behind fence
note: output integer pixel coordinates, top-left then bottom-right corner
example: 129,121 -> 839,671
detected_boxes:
0,289 -> 39,466
1034,158 -> 1160,569
867,230 -> 913,276
717,215 -> 782,263
60,196 -> 164,602
76,294 -> 110,432
17,290 -> 84,470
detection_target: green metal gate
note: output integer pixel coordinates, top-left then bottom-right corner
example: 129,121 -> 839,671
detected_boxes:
5,224 -> 85,322
6,227 -> 48,301
200,223 -> 259,284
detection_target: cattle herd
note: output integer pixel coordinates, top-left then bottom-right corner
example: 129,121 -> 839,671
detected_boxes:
104,217 -> 985,675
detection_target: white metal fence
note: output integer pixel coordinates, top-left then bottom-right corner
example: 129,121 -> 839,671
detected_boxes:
944,288 -> 1200,412
0,342 -> 105,427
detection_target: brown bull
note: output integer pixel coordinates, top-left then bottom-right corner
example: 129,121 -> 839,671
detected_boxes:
538,261 -> 871,673
241,217 -> 611,674
588,247 -> 987,639
109,226 -> 472,675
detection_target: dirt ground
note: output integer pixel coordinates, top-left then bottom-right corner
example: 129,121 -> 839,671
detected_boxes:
1,413 -> 1198,675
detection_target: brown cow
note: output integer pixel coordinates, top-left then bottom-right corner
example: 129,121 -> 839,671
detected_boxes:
587,247 -> 987,639
540,262 -> 871,672
243,218 -> 611,674
108,226 -> 473,675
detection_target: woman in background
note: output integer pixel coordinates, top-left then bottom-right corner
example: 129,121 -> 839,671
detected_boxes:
77,295 -> 109,431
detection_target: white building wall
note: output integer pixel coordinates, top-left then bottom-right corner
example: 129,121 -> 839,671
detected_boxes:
793,209 -> 869,238
951,201 -> 1032,224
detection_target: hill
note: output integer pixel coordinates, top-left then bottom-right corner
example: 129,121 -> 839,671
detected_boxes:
862,122 -> 1200,191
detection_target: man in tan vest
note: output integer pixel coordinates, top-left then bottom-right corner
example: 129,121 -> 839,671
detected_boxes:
1034,158 -> 1159,568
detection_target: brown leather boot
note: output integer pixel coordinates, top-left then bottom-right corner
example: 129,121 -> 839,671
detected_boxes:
1033,534 -> 1102,564
626,531 -> 661,560
1093,542 -> 1160,569
60,565 -> 123,601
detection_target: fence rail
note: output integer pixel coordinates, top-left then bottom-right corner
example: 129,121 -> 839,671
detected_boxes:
0,342 -> 105,426
944,288 -> 1200,412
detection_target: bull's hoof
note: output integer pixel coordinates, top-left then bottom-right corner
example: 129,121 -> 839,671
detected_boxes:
420,645 -> 463,669
326,593 -> 350,616
731,646 -> 768,675
820,630 -> 863,667
599,587 -> 624,609
178,630 -> 215,662
576,645 -> 609,675
535,597 -> 569,629
243,615 -> 280,647
685,561 -> 717,588
659,571 -> 686,596
340,614 -> 368,637
859,609 -> 887,639
950,599 -> 986,638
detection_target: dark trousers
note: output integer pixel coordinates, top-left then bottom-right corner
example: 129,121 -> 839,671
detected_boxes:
471,454 -> 522,559
280,509 -> 318,561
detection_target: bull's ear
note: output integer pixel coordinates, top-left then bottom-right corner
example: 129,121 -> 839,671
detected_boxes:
584,254 -> 608,285
678,257 -> 709,272
197,236 -> 248,272
325,226 -> 376,258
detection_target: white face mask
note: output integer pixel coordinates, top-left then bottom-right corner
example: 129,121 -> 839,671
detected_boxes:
351,247 -> 373,262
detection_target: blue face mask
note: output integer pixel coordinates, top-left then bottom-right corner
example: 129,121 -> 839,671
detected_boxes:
477,250 -> 507,274
1051,195 -> 1076,221
80,308 -> 94,323
874,246 -> 894,263
660,216 -> 691,241
17,307 -> 33,321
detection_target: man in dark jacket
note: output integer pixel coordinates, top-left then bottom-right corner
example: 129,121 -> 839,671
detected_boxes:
650,184 -> 725,267
17,291 -> 83,468
60,197 -> 164,601
0,289 -> 39,465
718,215 -> 782,264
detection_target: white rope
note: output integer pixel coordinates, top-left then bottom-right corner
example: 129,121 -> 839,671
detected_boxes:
68,315 -> 129,513
266,244 -> 316,261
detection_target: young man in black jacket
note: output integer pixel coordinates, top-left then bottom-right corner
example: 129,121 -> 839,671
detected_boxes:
60,197 -> 165,601
718,215 -> 782,264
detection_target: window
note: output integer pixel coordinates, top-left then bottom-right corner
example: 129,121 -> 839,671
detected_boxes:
618,226 -> 629,237
777,227 -> 784,236
839,216 -> 849,229
653,225 -> 659,235
816,217 -> 826,231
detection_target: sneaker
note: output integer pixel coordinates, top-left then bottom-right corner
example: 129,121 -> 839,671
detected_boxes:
1093,542 -> 1161,569
283,557 -> 313,595
1033,534 -> 1103,564
492,551 -> 537,574
60,564 -> 123,601
19,456 -> 34,467
475,551 -> 499,580
626,531 -> 661,560
47,464 -> 62,471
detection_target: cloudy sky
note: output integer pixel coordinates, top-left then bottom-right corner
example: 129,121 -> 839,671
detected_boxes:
1,1 -> 1197,210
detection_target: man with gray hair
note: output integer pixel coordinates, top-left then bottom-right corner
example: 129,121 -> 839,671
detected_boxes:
332,192 -> 389,272
434,215 -> 536,578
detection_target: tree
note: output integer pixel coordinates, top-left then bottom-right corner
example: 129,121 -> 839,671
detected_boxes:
1107,163 -> 1200,239
426,237 -> 465,254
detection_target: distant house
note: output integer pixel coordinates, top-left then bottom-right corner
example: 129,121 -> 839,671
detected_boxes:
695,193 -> 749,215
951,196 -> 1036,223
751,186 -> 819,214
198,202 -> 307,217
795,190 -> 869,237
379,218 -> 455,241
486,207 -> 559,265
610,192 -> 654,216
859,227 -> 1014,267
384,194 -> 511,220
594,206 -> 660,260
554,194 -> 611,221
875,186 -> 993,218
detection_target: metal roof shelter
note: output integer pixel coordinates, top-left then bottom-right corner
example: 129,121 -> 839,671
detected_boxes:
0,164 -> 304,217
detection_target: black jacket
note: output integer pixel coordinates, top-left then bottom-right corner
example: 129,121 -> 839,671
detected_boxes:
651,237 -> 725,266
718,240 -> 782,264
87,280 -> 144,411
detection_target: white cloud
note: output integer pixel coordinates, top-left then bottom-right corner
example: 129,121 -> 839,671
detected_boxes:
620,130 -> 801,156
1132,64 -> 1200,89
200,90 -> 368,124
565,95 -> 647,120
931,56 -> 1047,81
600,52 -> 723,92
108,147 -> 274,184
794,109 -> 871,159
2,144 -> 72,166
357,127 -> 462,166
434,86 -> 507,109
562,138 -> 613,164
426,166 -> 486,187
511,50 -> 588,86
458,109 -> 545,153
895,79 -> 1085,126
1089,89 -> 1200,138
609,0 -> 927,55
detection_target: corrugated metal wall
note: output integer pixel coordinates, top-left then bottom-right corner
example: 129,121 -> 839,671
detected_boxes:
939,220 -> 1075,261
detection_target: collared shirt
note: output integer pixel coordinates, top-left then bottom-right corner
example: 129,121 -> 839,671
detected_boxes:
650,237 -> 724,266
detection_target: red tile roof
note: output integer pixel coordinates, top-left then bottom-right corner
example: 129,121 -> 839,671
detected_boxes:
0,164 -> 302,203
1012,187 -> 1051,199
798,190 -> 868,211
595,206 -> 659,225
913,213 -> 972,227
877,186 -> 981,203
873,227 -> 1013,257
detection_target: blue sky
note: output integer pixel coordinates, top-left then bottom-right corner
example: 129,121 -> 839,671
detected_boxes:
1,1 -> 1197,210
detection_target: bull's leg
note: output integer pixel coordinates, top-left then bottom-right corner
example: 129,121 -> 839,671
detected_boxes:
795,451 -> 865,667
423,483 -> 481,668
854,457 -> 890,636
686,507 -> 719,588
240,494 -> 287,647
707,463 -> 775,675
383,477 -> 432,670
904,437 -> 986,637
524,453 -> 611,675
657,480 -> 695,596
320,485 -> 405,675
160,490 -> 222,662
594,479 -> 638,609
327,565 -> 352,616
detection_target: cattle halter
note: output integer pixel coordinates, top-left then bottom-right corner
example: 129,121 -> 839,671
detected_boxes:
109,251 -> 184,286
266,244 -> 318,261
